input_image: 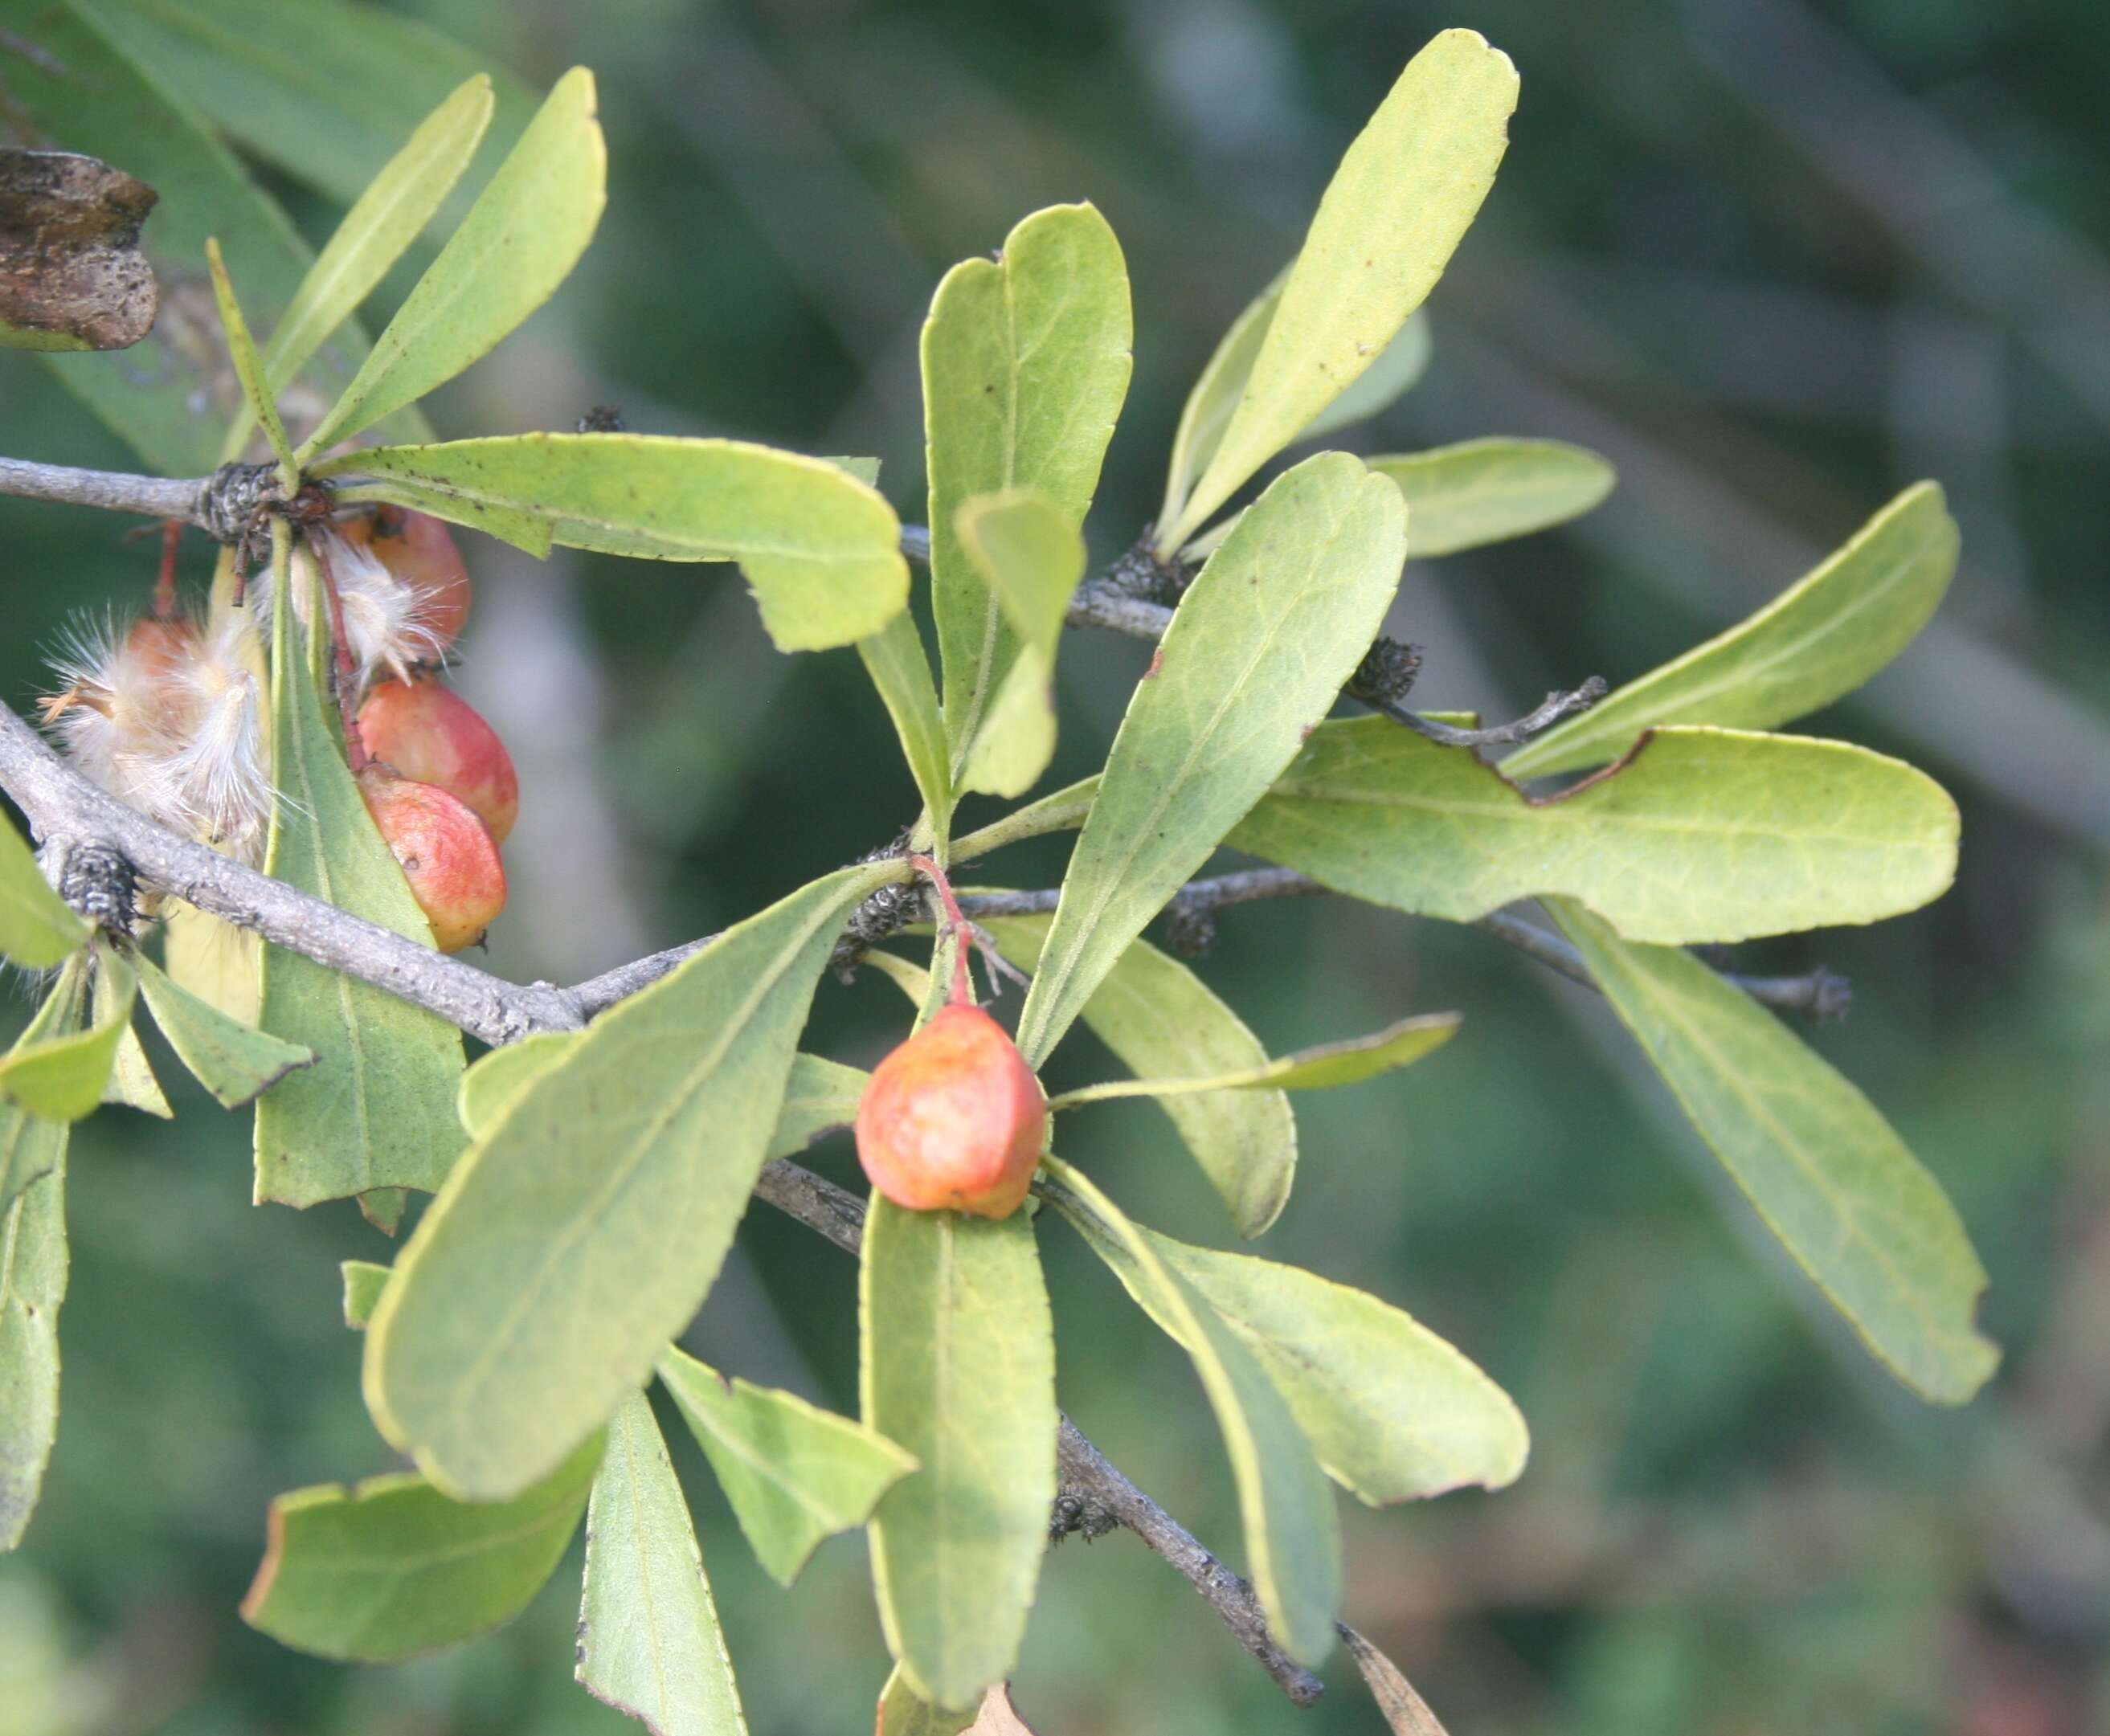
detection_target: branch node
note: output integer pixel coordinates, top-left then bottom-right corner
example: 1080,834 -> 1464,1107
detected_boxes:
1106,535 -> 1190,604
1343,635 -> 1425,708
829,843 -> 926,982
1049,1489 -> 1120,1546
196,461 -> 280,545
52,838 -> 134,932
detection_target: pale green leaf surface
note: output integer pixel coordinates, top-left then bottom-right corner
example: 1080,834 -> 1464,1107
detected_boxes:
254,545 -> 464,1207
1299,314 -> 1433,444
299,66 -> 606,456
1369,438 -> 1613,559
1232,719 -> 1958,945
859,607 -> 953,839
659,1347 -> 916,1588
977,914 -> 1294,1238
319,436 -> 909,651
1143,1227 -> 1527,1505
239,1432 -> 602,1661
1507,484 -> 1959,778
341,1260 -> 390,1330
862,1198 -> 1056,1708
876,1668 -> 980,1736
0,1142 -> 67,1551
135,946 -> 314,1109
204,236 -> 295,477
455,1031 -> 580,1137
1016,452 -> 1406,1066
366,863 -> 893,1499
1042,1159 -> 1339,1666
0,946 -> 133,1121
1551,901 -> 1998,1403
954,491 -> 1086,799
103,1019 -> 171,1118
577,1392 -> 750,1736
1050,1014 -> 1459,1108
1162,31 -> 1517,549
923,204 -> 1131,785
0,964 -> 81,1225
0,823 -> 86,970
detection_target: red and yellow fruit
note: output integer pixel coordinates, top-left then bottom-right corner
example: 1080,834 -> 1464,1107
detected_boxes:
357,677 -> 519,843
357,765 -> 506,953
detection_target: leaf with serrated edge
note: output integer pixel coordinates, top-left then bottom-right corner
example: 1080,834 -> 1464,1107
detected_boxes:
317,435 -> 908,652
255,537 -> 464,1206
134,948 -> 313,1109
1052,1014 -> 1459,1108
955,491 -> 1086,799
0,822 -> 85,970
0,1132 -> 68,1550
1159,31 -> 1516,551
0,962 -> 82,1222
204,237 -> 296,478
0,944 -> 133,1121
1142,1227 -> 1526,1505
859,606 -> 953,840
862,1198 -> 1055,1709
1233,720 -> 1957,946
1551,900 -> 1998,1402
1507,484 -> 1958,779
923,205 -> 1131,786
659,1347 -> 916,1587
1368,438 -> 1613,558
298,66 -> 605,457
1042,1159 -> 1339,1665
239,1431 -> 601,1661
366,862 -> 894,1499
577,1391 -> 749,1735
341,1260 -> 389,1330
977,915 -> 1294,1237
1341,1625 -> 1452,1736
1015,451 -> 1405,1067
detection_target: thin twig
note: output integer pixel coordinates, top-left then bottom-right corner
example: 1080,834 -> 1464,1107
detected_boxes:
0,455 -> 277,541
1368,680 -> 1610,750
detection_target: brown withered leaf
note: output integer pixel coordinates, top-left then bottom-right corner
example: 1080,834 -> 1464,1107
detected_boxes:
1341,1624 -> 1450,1736
0,147 -> 157,350
969,1685 -> 1039,1734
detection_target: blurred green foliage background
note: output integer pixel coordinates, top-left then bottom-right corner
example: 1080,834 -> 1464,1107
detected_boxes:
4,1 -> 2109,1731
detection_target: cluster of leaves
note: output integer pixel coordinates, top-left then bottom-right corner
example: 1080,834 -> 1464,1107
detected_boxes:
0,6 -> 1995,1730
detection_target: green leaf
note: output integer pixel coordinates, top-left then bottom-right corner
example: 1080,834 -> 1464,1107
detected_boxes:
1550,901 -> 1998,1403
341,1260 -> 390,1330
1507,484 -> 1960,779
0,823 -> 86,970
876,1668 -> 981,1736
1369,438 -> 1613,559
254,536 -> 464,1207
1015,451 -> 1406,1066
861,1198 -> 1056,1709
1050,1014 -> 1459,1108
0,963 -> 81,1222
236,74 -> 496,455
1159,31 -> 1518,552
239,1431 -> 602,1662
103,1019 -> 171,1118
858,607 -> 953,843
366,862 -> 893,1499
0,1137 -> 68,1551
0,945 -> 133,1121
1041,1159 -> 1339,1667
953,491 -> 1087,799
317,436 -> 910,652
1233,719 -> 1958,945
658,1347 -> 916,1587
455,1031 -> 580,1137
204,236 -> 296,479
298,66 -> 606,458
1142,1227 -> 1527,1505
1301,314 -> 1433,444
577,1391 -> 750,1736
922,204 -> 1131,787
133,947 -> 315,1109
976,915 -> 1294,1238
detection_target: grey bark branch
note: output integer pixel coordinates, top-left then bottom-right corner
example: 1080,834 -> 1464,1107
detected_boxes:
0,455 -> 276,541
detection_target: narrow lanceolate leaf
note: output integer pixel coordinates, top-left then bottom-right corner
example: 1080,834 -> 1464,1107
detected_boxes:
256,545 -> 464,1207
1551,901 -> 1998,1403
134,948 -> 313,1109
1369,439 -> 1613,559
1507,484 -> 1960,779
658,1347 -> 916,1587
366,863 -> 893,1500
0,944 -> 133,1121
1142,1228 -> 1527,1504
103,1020 -> 171,1118
0,963 -> 80,1227
1159,31 -> 1518,552
923,204 -> 1131,786
239,1432 -> 602,1661
341,1260 -> 390,1330
0,1137 -> 68,1550
859,607 -> 953,842
978,915 -> 1294,1238
1052,1014 -> 1460,1109
577,1392 -> 749,1736
862,1198 -> 1056,1709
1341,1625 -> 1453,1736
1233,720 -> 1959,946
298,66 -> 606,458
252,76 -> 495,420
1042,1160 -> 1339,1667
0,823 -> 86,970
1016,452 -> 1406,1066
204,237 -> 296,478
955,491 -> 1088,799
317,436 -> 909,651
